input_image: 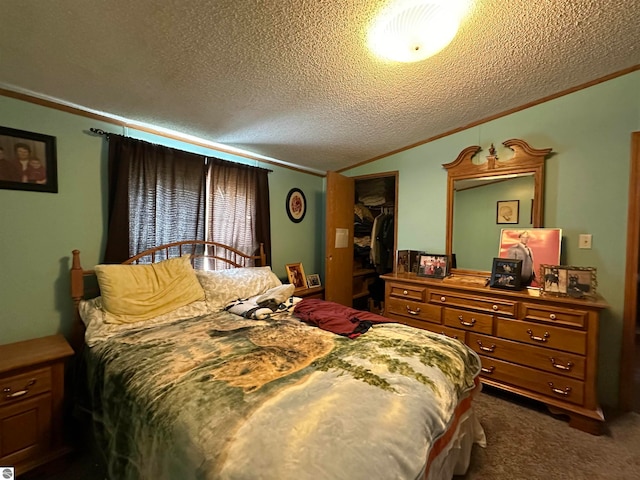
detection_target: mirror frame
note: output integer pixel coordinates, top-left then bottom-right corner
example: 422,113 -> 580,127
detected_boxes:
443,138 -> 553,277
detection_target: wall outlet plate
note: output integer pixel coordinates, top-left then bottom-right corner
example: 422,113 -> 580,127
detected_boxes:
579,234 -> 592,249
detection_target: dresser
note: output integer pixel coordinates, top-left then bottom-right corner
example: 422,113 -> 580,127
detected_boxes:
0,335 -> 74,475
381,272 -> 607,434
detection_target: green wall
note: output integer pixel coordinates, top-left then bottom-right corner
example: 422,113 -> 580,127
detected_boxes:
454,175 -> 534,270
0,95 -> 323,345
346,70 -> 640,407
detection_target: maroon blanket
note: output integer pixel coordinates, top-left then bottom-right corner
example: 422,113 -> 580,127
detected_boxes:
293,298 -> 390,338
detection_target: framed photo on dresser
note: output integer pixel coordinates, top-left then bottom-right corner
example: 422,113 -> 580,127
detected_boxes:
416,253 -> 448,279
489,258 -> 523,290
498,228 -> 562,288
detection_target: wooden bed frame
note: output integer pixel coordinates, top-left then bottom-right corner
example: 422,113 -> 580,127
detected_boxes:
70,240 -> 266,352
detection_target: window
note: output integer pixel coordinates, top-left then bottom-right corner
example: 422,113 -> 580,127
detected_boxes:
104,135 -> 271,265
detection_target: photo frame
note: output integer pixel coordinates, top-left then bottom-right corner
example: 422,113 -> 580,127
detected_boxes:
306,273 -> 321,288
498,228 -> 562,288
285,262 -> 308,289
540,265 -> 597,298
417,253 -> 448,278
0,126 -> 58,193
489,258 -> 523,290
496,200 -> 519,224
285,188 -> 306,223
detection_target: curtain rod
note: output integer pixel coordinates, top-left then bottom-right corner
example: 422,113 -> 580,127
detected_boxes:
88,127 -> 273,173
90,127 -> 110,137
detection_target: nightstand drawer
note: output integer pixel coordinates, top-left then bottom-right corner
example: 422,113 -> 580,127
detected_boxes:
430,290 -> 516,317
0,393 -> 52,464
0,367 -> 52,405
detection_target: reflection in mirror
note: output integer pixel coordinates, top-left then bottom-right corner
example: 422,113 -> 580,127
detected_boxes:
443,139 -> 552,276
453,173 -> 534,271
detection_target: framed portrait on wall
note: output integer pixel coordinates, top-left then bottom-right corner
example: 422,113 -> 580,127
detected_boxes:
496,200 -> 519,224
285,188 -> 306,223
0,126 -> 58,193
498,228 -> 562,288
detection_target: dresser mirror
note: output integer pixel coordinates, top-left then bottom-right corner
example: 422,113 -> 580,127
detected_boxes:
443,139 -> 552,276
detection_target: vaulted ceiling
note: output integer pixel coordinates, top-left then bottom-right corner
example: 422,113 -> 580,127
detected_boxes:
1,0 -> 638,174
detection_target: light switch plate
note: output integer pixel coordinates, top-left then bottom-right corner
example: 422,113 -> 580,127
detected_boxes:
579,234 -> 592,249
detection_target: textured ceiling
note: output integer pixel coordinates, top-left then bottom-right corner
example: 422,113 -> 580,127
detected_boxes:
0,0 -> 638,174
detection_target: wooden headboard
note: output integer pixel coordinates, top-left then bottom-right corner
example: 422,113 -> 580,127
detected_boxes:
69,240 -> 266,352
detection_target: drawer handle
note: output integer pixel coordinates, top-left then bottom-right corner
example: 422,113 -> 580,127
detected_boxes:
481,366 -> 495,374
477,340 -> 496,352
440,296 -> 446,302
548,382 -> 571,396
550,358 -> 573,371
442,332 -> 459,340
406,305 -> 421,315
526,329 -> 550,342
3,379 -> 36,399
403,290 -> 408,295
549,313 -> 557,320
458,315 -> 476,327
492,305 -> 498,311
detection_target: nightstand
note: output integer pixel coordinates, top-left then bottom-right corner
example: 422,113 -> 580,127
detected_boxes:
0,335 -> 74,476
294,286 -> 325,299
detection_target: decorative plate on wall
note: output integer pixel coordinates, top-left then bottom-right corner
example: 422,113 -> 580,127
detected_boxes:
285,188 -> 306,223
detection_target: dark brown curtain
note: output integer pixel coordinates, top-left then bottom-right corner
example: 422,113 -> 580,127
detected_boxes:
206,158 -> 272,266
104,135 -> 207,263
103,135 -> 271,265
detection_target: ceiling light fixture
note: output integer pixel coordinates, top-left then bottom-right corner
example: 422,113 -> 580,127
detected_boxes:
368,0 -> 469,63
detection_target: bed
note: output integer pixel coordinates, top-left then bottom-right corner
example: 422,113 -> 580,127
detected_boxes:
70,240 -> 485,480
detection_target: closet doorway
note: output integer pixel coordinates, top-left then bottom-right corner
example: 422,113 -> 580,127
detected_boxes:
621,131 -> 640,412
325,171 -> 398,310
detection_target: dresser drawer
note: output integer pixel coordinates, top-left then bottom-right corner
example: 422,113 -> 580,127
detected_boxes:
522,303 -> 588,328
386,297 -> 441,324
443,307 -> 493,334
430,290 -> 516,317
0,367 -> 52,405
478,355 -> 584,405
420,323 -> 465,341
468,333 -> 585,380
388,283 -> 427,302
496,318 -> 586,355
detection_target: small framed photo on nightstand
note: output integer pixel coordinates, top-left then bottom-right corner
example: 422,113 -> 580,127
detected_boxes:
285,262 -> 307,289
306,273 -> 321,287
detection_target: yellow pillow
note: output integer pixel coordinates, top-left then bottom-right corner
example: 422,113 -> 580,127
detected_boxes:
94,255 -> 205,324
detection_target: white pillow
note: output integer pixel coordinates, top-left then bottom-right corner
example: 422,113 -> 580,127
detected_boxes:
78,297 -> 210,346
195,267 -> 282,312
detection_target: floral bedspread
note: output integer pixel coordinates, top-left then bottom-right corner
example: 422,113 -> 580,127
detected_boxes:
85,310 -> 481,480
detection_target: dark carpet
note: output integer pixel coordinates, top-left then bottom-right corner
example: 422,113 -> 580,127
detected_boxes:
456,386 -> 640,480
